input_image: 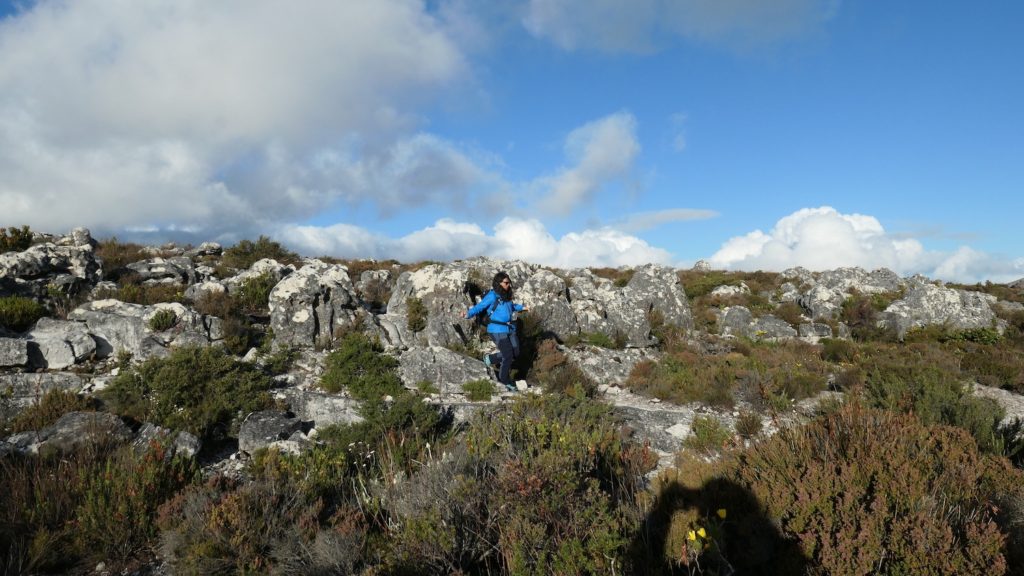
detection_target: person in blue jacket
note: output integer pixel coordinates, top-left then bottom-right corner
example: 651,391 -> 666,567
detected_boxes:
465,271 -> 529,391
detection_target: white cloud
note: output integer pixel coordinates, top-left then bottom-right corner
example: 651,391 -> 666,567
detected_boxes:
522,0 -> 839,53
0,0 -> 474,236
535,112 -> 640,216
708,206 -> 1024,283
279,217 -> 673,269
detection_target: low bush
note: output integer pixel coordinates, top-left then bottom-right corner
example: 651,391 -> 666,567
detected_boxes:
94,237 -> 151,281
94,276 -> 186,305
839,289 -> 902,342
463,379 -> 495,401
5,389 -> 98,435
580,330 -> 627,349
0,441 -> 198,574
677,270 -> 740,299
235,272 -> 277,315
148,308 -> 178,331
732,403 -> 1024,574
0,224 -> 33,252
406,296 -> 427,332
320,333 -> 403,403
529,338 -> 596,397
958,342 -> 1024,392
734,410 -> 763,439
0,295 -> 46,332
591,267 -> 635,287
819,337 -> 857,363
683,416 -> 732,455
102,346 -> 275,443
221,235 -> 300,270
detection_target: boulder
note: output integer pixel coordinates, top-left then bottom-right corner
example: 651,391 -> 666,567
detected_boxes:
879,283 -> 1003,338
27,411 -> 133,454
565,345 -> 661,387
0,241 -> 101,297
0,337 -> 29,367
717,307 -> 797,341
132,422 -> 202,459
710,283 -> 750,298
276,388 -> 364,428
519,269 -> 578,339
238,410 -> 304,454
225,258 -> 295,290
68,299 -> 212,360
399,346 -> 491,394
126,256 -> 196,284
268,260 -> 359,347
0,372 -> 83,421
27,317 -> 97,369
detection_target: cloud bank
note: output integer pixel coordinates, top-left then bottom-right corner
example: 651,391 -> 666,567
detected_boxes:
709,207 -> 1024,283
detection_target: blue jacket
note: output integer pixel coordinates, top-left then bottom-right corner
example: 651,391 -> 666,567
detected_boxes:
466,290 -> 524,334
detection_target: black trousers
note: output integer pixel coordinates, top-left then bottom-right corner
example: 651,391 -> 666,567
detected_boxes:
487,332 -> 520,386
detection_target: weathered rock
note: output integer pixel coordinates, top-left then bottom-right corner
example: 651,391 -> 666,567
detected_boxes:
565,345 -> 661,387
126,256 -> 196,284
692,260 -> 712,272
355,268 -> 395,313
184,280 -> 227,301
717,307 -> 797,340
68,299 -> 212,360
276,388 -> 364,428
132,422 -> 202,459
710,283 -> 750,298
27,317 -> 97,369
798,322 -> 834,339
879,283 -> 1003,338
0,337 -> 29,367
225,258 -> 295,290
0,242 -> 101,294
29,411 -> 133,454
238,410 -> 303,454
268,260 -> 359,347
185,242 -> 223,258
1008,278 -> 1024,290
399,346 -> 491,394
519,269 -> 578,339
0,372 -> 83,421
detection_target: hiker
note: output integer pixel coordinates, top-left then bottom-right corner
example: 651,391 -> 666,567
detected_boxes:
465,271 -> 529,391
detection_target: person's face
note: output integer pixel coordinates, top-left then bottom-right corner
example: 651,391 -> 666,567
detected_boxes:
500,278 -> 511,288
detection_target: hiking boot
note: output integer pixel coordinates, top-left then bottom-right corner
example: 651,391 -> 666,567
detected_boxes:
482,354 -> 492,368
504,383 -> 517,393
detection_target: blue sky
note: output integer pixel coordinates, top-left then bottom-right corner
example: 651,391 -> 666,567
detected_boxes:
0,0 -> 1021,282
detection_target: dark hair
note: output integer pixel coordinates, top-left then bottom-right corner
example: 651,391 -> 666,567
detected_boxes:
492,271 -> 513,300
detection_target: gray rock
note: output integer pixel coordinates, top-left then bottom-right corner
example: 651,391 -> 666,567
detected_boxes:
184,280 -> 227,301
519,269 -> 578,339
798,322 -> 834,339
225,258 -> 294,290
68,300 -> 210,360
277,388 -> 364,428
566,345 -> 660,387
389,261 -> 496,350
717,307 -> 797,340
126,256 -> 196,284
692,260 -> 712,272
1008,278 -> 1024,290
710,283 -> 750,297
399,346 -> 491,394
879,283 -> 1002,338
238,410 -> 303,454
31,411 -> 133,454
0,337 -> 29,367
268,260 -> 359,347
131,422 -> 202,459
185,242 -> 223,258
751,315 -> 798,340
0,372 -> 84,421
0,242 -> 101,286
26,317 -> 96,369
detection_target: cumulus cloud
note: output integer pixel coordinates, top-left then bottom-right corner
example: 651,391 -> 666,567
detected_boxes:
522,0 -> 839,53
280,217 -> 673,269
0,0 -> 476,236
708,206 -> 1024,283
534,112 -> 640,216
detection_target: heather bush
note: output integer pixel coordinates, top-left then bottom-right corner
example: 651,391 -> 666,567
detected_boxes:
819,337 -> 857,363
625,350 -> 739,407
148,308 -> 178,331
94,274 -> 186,305
591,266 -> 635,287
839,289 -> 902,341
677,270 -> 740,299
529,338 -> 597,396
0,224 -> 33,252
0,441 -> 197,574
102,346 -> 275,443
405,296 -> 427,332
235,271 -> 277,314
221,235 -> 300,270
734,410 -> 763,439
958,341 -> 1024,392
733,403 -> 1024,574
386,395 -> 656,574
0,295 -> 46,332
683,416 -> 732,455
462,378 -> 495,401
5,389 -> 97,434
320,333 -> 402,402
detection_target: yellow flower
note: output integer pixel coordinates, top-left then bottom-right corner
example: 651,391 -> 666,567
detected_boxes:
687,530 -> 696,541
716,508 -> 727,519
697,527 -> 707,538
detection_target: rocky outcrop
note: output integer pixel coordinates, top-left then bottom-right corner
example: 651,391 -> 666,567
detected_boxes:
717,307 -> 798,341
268,260 -> 359,347
0,228 -> 101,298
0,337 -> 29,367
398,346 -> 491,394
68,300 -> 214,360
565,345 -> 660,387
6,411 -> 132,455
27,318 -> 97,369
132,423 -> 202,459
238,410 -> 305,454
0,372 -> 84,420
879,283 -> 1003,338
276,388 -> 364,428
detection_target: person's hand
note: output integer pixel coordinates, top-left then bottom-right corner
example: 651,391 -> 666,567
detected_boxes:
521,306 -> 530,312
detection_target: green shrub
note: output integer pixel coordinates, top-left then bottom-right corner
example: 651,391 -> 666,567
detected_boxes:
581,330 -> 626,349
0,225 -> 33,252
591,267 -> 635,287
839,289 -> 901,342
683,416 -> 732,454
148,308 -> 178,331
192,289 -> 239,318
0,296 -> 46,332
958,342 -> 1024,392
732,403 -> 1023,574
819,337 -> 857,363
463,379 -> 496,401
320,333 -> 403,402
406,296 -> 427,332
677,270 -> 740,299
94,237 -> 148,281
5,389 -> 98,434
416,380 -> 439,394
774,301 -> 805,326
0,441 -> 197,573
102,346 -> 275,443
734,410 -> 763,439
235,272 -> 277,314
221,235 -> 300,270
94,276 -> 186,305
